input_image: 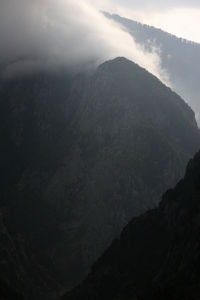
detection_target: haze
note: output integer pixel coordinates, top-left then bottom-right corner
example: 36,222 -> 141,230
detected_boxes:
0,0 -> 169,84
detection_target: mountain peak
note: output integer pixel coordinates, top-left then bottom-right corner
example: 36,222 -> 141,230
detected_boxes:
1,56 -> 200,298
98,56 -> 141,72
104,12 -> 200,125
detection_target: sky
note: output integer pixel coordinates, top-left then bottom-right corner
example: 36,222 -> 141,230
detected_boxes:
88,0 -> 200,43
0,0 -> 199,87
0,0 -> 199,119
0,0 -> 169,85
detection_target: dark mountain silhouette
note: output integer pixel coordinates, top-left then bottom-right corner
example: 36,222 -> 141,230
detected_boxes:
65,148 -> 200,300
104,13 -> 200,124
0,57 -> 200,298
0,278 -> 24,300
0,208 -> 61,300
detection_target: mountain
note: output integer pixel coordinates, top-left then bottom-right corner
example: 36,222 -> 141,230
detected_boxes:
104,13 -> 200,124
0,57 -> 200,296
65,149 -> 200,300
0,208 -> 61,300
0,278 -> 24,300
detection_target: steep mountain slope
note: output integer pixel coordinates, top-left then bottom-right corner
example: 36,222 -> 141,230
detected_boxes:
0,208 -> 61,300
0,57 -> 200,294
105,13 -> 200,123
0,279 -> 23,300
65,149 -> 200,300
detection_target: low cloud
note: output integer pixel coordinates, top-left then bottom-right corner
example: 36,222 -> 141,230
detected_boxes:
89,0 -> 200,12
0,0 -> 169,84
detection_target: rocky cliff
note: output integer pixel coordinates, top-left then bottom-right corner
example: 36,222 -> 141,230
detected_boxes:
65,149 -> 200,300
0,57 -> 200,296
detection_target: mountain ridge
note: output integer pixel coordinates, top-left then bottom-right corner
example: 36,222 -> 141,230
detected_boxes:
65,148 -> 200,300
0,57 -> 200,297
104,12 -> 200,45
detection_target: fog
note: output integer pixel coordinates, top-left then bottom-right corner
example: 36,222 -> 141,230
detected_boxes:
0,0 -> 169,84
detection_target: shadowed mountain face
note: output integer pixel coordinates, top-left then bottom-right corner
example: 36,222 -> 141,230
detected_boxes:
104,13 -> 200,124
0,279 -> 24,300
0,210 -> 60,300
0,57 -> 200,297
65,149 -> 200,300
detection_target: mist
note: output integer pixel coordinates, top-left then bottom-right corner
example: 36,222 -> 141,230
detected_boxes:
0,0 -> 169,84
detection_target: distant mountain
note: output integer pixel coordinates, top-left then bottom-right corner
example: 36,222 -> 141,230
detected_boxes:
65,146 -> 200,300
0,57 -> 200,297
104,13 -> 200,124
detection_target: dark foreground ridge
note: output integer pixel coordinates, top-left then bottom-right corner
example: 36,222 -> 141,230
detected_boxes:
0,57 -> 200,298
66,149 -> 200,300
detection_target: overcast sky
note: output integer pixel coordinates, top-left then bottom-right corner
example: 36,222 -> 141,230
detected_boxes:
89,0 -> 200,43
0,0 -> 170,84
0,0 -> 198,86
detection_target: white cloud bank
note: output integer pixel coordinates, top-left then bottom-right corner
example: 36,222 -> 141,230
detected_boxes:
0,0 -> 169,84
